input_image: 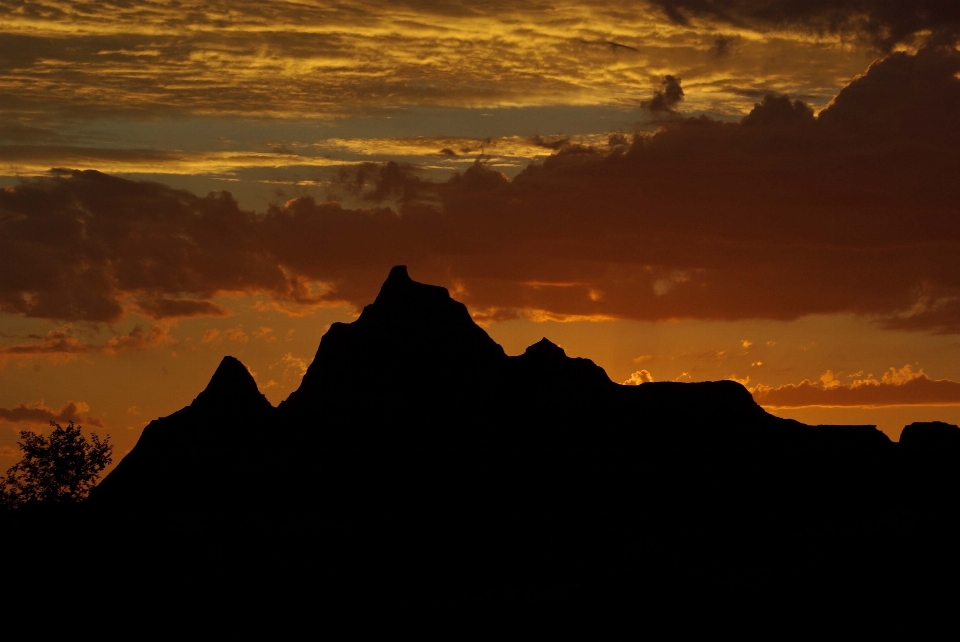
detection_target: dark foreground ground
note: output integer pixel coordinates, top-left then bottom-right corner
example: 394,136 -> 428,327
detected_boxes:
3,447 -> 958,631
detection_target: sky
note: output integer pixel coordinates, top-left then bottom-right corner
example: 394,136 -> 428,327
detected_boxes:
2,0 -> 960,464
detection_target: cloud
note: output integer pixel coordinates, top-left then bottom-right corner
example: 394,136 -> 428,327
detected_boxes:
711,34 -> 739,58
818,48 -> 960,144
330,161 -> 443,208
224,328 -> 249,344
0,400 -> 104,427
753,365 -> 960,407
648,0 -> 960,51
0,0 -> 935,133
280,353 -> 309,378
684,350 -> 729,361
624,369 -> 654,385
0,171 -> 300,322
529,135 -> 571,151
0,146 -> 355,177
642,75 -> 685,113
135,298 -> 228,320
0,325 -> 170,360
0,1 -> 763,121
0,328 -> 96,359
741,94 -> 814,127
1,48 -> 960,333
251,327 -> 277,342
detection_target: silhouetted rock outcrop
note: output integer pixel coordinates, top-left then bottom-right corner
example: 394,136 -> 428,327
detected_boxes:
900,421 -> 960,447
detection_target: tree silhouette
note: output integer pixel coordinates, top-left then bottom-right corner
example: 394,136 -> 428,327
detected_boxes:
1,421 -> 112,509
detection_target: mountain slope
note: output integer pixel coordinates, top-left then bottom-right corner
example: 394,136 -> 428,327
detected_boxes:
91,356 -> 274,510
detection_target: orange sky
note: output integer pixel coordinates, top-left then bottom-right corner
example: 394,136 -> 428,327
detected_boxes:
2,1 -> 960,464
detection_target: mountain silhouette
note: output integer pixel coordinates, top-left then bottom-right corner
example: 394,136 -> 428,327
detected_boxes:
92,355 -> 275,511
25,266 -> 960,616
91,265 -> 893,512
279,265 -> 507,446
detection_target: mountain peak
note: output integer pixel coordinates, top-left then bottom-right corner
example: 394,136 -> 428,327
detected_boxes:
279,265 -> 507,417
523,338 -> 566,359
387,264 -> 411,283
359,265 -> 481,331
192,356 -> 271,412
372,264 -> 449,308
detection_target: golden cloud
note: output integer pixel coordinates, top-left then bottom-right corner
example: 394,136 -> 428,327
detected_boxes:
624,369 -> 655,385
753,365 -> 960,407
0,0 -> 873,120
0,147 -> 357,177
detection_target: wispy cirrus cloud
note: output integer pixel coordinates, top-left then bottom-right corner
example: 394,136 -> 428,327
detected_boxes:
648,0 -> 960,51
0,0 -> 876,123
0,146 -> 358,177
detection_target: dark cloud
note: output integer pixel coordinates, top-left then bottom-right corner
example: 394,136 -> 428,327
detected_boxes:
135,298 -> 229,320
1,330 -> 96,357
0,326 -> 169,357
649,0 -> 960,51
753,366 -> 960,407
608,132 -> 629,147
331,161 -> 437,206
0,172 -> 290,322
1,48 -> 960,332
716,85 -> 817,101
578,39 -> 640,54
711,34 -> 738,57
0,400 -> 104,427
0,145 -> 186,167
642,75 -> 685,113
605,40 -> 640,53
741,94 -> 814,127
0,123 -> 64,144
818,47 -> 960,143
529,135 -> 571,150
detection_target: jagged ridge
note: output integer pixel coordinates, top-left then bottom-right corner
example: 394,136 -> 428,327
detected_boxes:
93,265 -> 897,511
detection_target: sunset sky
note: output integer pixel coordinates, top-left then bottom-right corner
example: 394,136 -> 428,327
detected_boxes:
2,1 -> 960,463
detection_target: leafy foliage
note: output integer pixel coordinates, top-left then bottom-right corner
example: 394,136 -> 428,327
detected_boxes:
1,421 -> 112,509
